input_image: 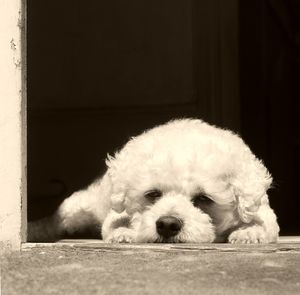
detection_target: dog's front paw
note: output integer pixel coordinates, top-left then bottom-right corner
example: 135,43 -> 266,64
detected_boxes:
228,225 -> 267,244
104,227 -> 136,243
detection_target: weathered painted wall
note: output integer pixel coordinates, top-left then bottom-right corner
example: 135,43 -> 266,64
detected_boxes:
0,0 -> 26,251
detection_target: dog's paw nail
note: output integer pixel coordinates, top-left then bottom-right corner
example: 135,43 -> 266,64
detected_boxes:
105,228 -> 136,243
117,235 -> 133,243
228,226 -> 268,244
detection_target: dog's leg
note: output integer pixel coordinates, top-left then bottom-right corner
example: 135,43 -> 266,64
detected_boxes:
228,197 -> 279,243
101,210 -> 141,243
28,189 -> 100,242
28,175 -> 112,241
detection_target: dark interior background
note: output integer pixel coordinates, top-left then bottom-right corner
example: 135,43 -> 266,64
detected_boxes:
27,0 -> 300,235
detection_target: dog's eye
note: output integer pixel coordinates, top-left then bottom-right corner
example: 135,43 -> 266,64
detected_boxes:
192,193 -> 213,207
144,189 -> 162,201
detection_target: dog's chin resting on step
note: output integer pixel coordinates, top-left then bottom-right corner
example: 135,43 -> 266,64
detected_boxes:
28,119 -> 279,244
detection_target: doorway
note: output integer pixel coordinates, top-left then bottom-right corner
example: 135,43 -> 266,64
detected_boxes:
27,0 -> 240,227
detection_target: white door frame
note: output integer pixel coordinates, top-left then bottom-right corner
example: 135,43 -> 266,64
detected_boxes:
0,0 -> 26,251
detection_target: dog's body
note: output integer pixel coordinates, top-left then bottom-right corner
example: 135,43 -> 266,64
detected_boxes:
29,119 -> 279,243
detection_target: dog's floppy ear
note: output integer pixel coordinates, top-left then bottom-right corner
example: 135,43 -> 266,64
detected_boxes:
105,154 -> 126,213
111,192 -> 126,213
231,156 -> 272,223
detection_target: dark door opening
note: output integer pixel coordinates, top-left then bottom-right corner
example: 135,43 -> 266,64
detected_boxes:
240,0 -> 300,235
27,0 -> 299,236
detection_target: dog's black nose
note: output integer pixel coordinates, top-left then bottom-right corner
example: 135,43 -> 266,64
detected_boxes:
156,216 -> 183,238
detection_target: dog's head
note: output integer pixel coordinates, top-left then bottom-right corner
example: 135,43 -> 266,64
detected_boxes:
105,119 -> 272,243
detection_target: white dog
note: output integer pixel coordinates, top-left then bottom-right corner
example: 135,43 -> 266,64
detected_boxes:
29,119 -> 279,243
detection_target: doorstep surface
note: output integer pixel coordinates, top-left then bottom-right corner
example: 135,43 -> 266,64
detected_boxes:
1,238 -> 300,295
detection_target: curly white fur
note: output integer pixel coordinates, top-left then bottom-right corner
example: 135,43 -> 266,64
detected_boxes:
28,119 -> 279,243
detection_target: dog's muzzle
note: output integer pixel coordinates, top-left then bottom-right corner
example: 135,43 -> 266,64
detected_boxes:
156,216 -> 183,238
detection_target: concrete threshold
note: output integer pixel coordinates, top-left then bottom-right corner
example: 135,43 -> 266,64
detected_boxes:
2,237 -> 300,295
